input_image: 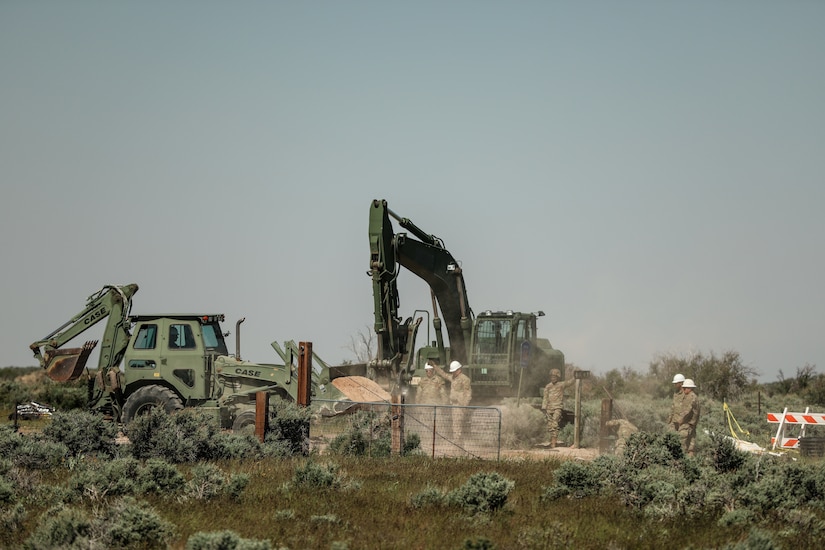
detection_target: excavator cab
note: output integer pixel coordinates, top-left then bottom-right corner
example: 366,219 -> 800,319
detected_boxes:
41,340 -> 98,381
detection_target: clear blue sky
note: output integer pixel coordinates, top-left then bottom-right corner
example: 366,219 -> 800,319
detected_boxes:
2,2 -> 823,383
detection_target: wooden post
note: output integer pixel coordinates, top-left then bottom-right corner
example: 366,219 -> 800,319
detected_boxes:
573,370 -> 590,449
255,391 -> 269,443
391,394 -> 404,455
599,398 -> 613,455
297,341 -> 312,407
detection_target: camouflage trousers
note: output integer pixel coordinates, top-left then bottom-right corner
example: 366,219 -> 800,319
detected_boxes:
545,408 -> 563,438
678,424 -> 696,455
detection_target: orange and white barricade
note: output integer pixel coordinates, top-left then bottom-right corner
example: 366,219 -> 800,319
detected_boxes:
767,407 -> 825,449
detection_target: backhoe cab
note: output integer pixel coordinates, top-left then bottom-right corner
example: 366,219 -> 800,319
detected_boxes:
368,199 -> 565,404
29,284 -> 373,427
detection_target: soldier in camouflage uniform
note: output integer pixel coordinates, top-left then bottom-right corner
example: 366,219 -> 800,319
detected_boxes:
416,360 -> 448,405
605,418 -> 638,455
667,374 -> 685,431
674,378 -> 699,456
436,360 -> 472,439
542,368 -> 575,447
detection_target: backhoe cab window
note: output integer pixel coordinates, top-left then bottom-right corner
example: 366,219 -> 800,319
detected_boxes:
201,323 -> 229,355
134,324 -> 157,349
169,324 -> 196,349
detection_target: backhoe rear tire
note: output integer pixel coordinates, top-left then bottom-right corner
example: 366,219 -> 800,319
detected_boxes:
122,385 -> 184,425
232,410 -> 258,433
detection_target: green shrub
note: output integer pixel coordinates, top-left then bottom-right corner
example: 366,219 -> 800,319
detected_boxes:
409,485 -> 446,508
135,458 -> 186,495
0,502 -> 26,535
185,463 -> 227,501
67,458 -> 141,501
267,399 -> 312,456
447,472 -> 514,514
622,431 -> 684,469
290,460 -> 358,491
721,528 -> 778,550
3,431 -> 68,470
709,432 -> 747,473
550,460 -> 602,499
41,410 -> 119,458
100,496 -> 175,549
326,410 -> 420,457
23,504 -> 94,550
186,530 -> 272,550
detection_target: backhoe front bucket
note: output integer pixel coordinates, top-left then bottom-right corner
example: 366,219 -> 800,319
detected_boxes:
44,340 -> 98,381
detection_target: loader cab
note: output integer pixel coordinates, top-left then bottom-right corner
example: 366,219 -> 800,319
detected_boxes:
123,314 -> 228,400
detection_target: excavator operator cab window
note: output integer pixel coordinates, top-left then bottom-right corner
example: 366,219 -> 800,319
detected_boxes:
474,319 -> 510,362
169,324 -> 196,349
133,324 -> 157,349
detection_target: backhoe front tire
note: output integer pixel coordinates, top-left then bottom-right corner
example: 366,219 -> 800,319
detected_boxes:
122,385 -> 184,425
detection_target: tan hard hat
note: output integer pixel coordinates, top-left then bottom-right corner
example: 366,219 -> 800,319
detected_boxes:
682,379 -> 696,388
550,369 -> 561,378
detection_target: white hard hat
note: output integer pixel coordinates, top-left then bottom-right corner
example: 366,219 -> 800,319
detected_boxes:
672,374 -> 685,384
682,379 -> 696,388
449,360 -> 462,373
424,363 -> 434,370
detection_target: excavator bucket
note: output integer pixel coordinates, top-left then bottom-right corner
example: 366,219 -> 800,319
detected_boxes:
44,340 -> 98,381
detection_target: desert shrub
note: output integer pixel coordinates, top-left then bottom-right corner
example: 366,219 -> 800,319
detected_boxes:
67,457 -> 141,501
24,504 -> 94,550
326,409 -> 420,457
328,427 -> 368,456
0,476 -> 14,504
545,460 -> 602,499
100,496 -> 175,549
41,410 -> 119,458
409,485 -> 447,508
126,407 -> 193,462
290,460 -> 358,492
0,502 -> 26,535
720,528 -> 778,550
2,430 -> 68,470
267,398 -> 312,456
736,460 -> 825,514
135,458 -> 186,495
34,379 -> 87,411
181,463 -> 248,501
0,380 -> 30,409
622,431 -> 684,468
709,432 -> 747,473
127,408 -> 257,463
186,530 -> 272,550
184,463 -> 227,501
447,472 -> 514,514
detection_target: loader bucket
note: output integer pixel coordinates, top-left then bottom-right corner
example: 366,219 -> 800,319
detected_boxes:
44,340 -> 97,381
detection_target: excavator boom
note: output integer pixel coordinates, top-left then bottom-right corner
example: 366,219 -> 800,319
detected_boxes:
29,284 -> 139,381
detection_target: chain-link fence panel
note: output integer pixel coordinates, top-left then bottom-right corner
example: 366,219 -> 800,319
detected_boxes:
312,400 -> 501,460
